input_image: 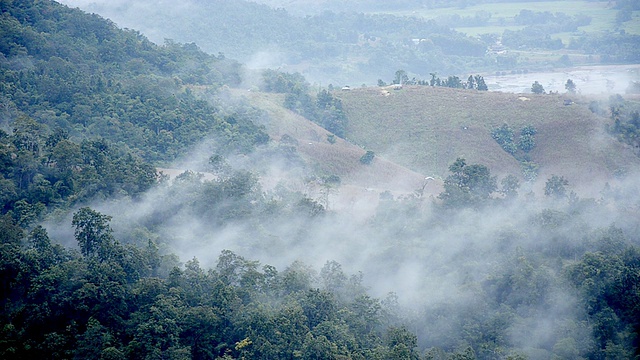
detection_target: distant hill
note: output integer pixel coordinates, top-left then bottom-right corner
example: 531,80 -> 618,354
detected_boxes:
57,0 -> 487,85
0,0 -> 268,163
235,90 -> 440,213
334,86 -> 640,195
0,0 -> 269,214
233,83 -> 640,198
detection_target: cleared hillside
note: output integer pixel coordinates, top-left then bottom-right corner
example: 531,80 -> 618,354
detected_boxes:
234,91 -> 441,200
336,86 -> 640,195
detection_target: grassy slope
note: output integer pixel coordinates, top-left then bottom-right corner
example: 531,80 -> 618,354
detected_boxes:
235,86 -> 639,199
336,86 -> 640,196
234,90 -> 437,195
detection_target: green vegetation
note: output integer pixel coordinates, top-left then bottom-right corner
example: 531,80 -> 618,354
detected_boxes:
593,95 -> 640,155
544,174 -> 569,199
264,71 -> 348,138
0,0 -> 269,164
0,0 -> 271,225
359,150 -> 375,165
335,85 -> 640,182
1,209 -> 410,359
2,1 -> 640,359
531,81 -> 545,94
69,0 -> 640,86
491,123 -> 538,180
565,79 -> 577,94
438,157 -> 497,208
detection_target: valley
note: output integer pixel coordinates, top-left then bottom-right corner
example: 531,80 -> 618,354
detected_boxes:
1,1 -> 640,359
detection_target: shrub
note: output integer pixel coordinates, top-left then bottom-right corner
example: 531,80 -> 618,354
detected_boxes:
360,150 -> 375,164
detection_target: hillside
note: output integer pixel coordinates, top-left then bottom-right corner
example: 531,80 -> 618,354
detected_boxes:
61,0 -> 640,88
335,85 -> 640,195
1,2 -> 640,360
57,0 -> 494,85
233,90 -> 442,215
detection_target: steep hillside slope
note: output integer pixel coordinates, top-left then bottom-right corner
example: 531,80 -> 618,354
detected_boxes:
234,91 -> 442,206
336,86 -> 640,195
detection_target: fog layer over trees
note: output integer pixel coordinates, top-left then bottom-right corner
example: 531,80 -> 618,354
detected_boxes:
1,1 -> 640,359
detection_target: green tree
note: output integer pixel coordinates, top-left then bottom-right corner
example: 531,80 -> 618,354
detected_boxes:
72,207 -> 118,261
301,333 -> 339,360
360,150 -> 375,165
518,125 -> 537,153
544,175 -> 569,198
491,124 -> 517,155
565,79 -> 577,93
475,75 -> 488,91
394,70 -> 408,85
444,76 -> 463,88
466,75 -> 475,89
531,81 -> 545,94
438,158 -> 497,208
385,327 -> 420,360
500,175 -> 520,200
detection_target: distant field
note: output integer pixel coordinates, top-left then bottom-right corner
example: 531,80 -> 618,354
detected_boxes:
621,12 -> 640,34
375,1 -> 611,23
370,0 -> 637,71
371,1 -> 635,36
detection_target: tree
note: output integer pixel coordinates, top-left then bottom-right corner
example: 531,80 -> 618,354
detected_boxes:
475,75 -> 488,91
385,327 -> 419,360
438,158 -> 497,208
565,79 -> 577,93
518,125 -> 537,153
444,76 -> 463,88
394,70 -> 408,85
492,124 -> 517,155
72,207 -> 118,261
500,175 -> 520,200
429,73 -> 441,87
466,75 -> 475,90
544,175 -> 569,198
360,150 -> 375,165
531,81 -> 545,94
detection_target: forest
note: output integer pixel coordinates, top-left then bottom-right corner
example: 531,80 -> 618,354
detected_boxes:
60,0 -> 640,86
1,0 -> 640,359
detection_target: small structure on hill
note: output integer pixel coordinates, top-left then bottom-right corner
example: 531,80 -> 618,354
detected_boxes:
341,86 -> 351,91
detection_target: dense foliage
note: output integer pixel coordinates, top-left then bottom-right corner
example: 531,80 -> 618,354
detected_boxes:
69,0 -> 497,83
0,0 -> 269,164
0,0 -> 271,223
67,0 -> 640,86
0,211 -> 414,359
1,1 -> 640,360
0,122 -> 157,225
591,95 -> 640,157
3,154 -> 639,359
262,70 -> 349,138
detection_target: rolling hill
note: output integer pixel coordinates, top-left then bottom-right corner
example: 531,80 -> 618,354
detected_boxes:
335,85 -> 640,196
239,85 -> 640,199
232,90 -> 441,215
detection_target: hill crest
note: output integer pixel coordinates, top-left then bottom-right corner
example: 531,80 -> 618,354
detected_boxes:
334,85 -> 640,196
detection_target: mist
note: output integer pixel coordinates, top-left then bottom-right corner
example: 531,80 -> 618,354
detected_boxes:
40,117 -> 640,356
26,1 -> 639,357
